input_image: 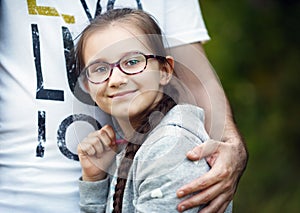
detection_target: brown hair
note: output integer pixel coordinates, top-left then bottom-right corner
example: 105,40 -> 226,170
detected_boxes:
75,8 -> 178,213
75,8 -> 167,77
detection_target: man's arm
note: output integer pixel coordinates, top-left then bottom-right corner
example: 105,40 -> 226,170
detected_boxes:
169,42 -> 248,212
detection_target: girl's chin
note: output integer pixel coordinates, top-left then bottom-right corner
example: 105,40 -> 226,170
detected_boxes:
111,108 -> 142,120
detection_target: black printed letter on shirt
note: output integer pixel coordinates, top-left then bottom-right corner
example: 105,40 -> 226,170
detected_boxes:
32,24 -> 64,101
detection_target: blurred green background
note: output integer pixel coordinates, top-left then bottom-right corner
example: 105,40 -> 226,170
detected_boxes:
200,0 -> 300,212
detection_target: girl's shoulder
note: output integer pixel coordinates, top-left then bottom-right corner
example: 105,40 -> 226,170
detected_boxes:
158,104 -> 206,135
135,104 -> 209,161
130,104 -> 210,186
167,104 -> 205,121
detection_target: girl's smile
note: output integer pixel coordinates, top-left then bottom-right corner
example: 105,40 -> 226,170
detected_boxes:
107,89 -> 138,99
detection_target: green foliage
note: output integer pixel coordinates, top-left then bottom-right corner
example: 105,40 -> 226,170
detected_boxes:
200,0 -> 300,212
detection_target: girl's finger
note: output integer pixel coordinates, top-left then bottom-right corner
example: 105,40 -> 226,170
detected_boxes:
78,139 -> 96,156
102,125 -> 116,143
97,130 -> 114,151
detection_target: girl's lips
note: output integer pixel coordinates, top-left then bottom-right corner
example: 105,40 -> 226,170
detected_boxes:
108,90 -> 137,98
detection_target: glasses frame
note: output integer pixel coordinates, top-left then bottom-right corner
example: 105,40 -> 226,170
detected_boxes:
84,52 -> 165,84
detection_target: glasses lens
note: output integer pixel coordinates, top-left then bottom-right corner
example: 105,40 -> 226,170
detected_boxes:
120,53 -> 146,74
87,62 -> 111,83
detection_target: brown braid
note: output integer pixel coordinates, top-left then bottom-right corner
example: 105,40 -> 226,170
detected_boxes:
112,92 -> 177,213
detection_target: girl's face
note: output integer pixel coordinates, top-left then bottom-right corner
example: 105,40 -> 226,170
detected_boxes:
83,25 -> 173,124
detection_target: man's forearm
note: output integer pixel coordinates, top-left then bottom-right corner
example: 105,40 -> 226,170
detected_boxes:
170,41 -> 248,167
171,42 -> 228,139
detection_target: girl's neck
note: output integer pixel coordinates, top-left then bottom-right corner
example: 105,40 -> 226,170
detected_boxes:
115,96 -> 163,140
116,118 -> 137,140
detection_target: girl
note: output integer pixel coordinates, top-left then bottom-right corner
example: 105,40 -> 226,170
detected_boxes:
76,8 -> 231,213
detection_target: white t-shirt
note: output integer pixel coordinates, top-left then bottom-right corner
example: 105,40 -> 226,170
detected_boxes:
0,0 -> 209,212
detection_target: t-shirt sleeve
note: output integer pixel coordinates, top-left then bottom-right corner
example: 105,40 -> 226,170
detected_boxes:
163,0 -> 210,47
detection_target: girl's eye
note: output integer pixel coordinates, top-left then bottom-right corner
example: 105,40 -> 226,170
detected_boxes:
95,65 -> 109,73
126,59 -> 140,66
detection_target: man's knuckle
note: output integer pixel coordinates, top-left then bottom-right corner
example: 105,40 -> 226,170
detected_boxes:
218,168 -> 231,179
202,193 -> 211,203
198,180 -> 208,188
223,182 -> 232,192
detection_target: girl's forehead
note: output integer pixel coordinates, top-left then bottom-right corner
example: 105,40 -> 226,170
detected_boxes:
84,25 -> 152,62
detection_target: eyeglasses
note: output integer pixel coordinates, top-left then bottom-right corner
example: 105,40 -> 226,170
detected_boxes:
84,52 -> 165,84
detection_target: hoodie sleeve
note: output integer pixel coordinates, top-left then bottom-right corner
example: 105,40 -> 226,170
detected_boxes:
131,124 -> 210,213
78,176 -> 110,213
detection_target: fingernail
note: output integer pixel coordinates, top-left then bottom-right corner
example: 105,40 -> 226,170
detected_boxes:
177,190 -> 184,197
187,150 -> 196,157
180,205 -> 186,212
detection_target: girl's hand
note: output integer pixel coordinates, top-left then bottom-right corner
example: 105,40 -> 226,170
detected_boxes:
77,125 -> 118,182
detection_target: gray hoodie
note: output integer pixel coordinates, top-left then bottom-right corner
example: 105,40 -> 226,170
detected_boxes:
79,104 -> 232,213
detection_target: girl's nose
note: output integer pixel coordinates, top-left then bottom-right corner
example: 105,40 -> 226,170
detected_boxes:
108,66 -> 128,87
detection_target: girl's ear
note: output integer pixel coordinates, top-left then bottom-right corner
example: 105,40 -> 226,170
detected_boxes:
160,56 -> 174,85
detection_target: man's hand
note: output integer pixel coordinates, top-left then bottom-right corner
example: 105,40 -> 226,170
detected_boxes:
177,136 -> 248,213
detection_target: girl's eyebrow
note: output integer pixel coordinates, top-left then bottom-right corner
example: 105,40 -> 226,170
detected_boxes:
86,50 -> 147,65
86,57 -> 107,65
